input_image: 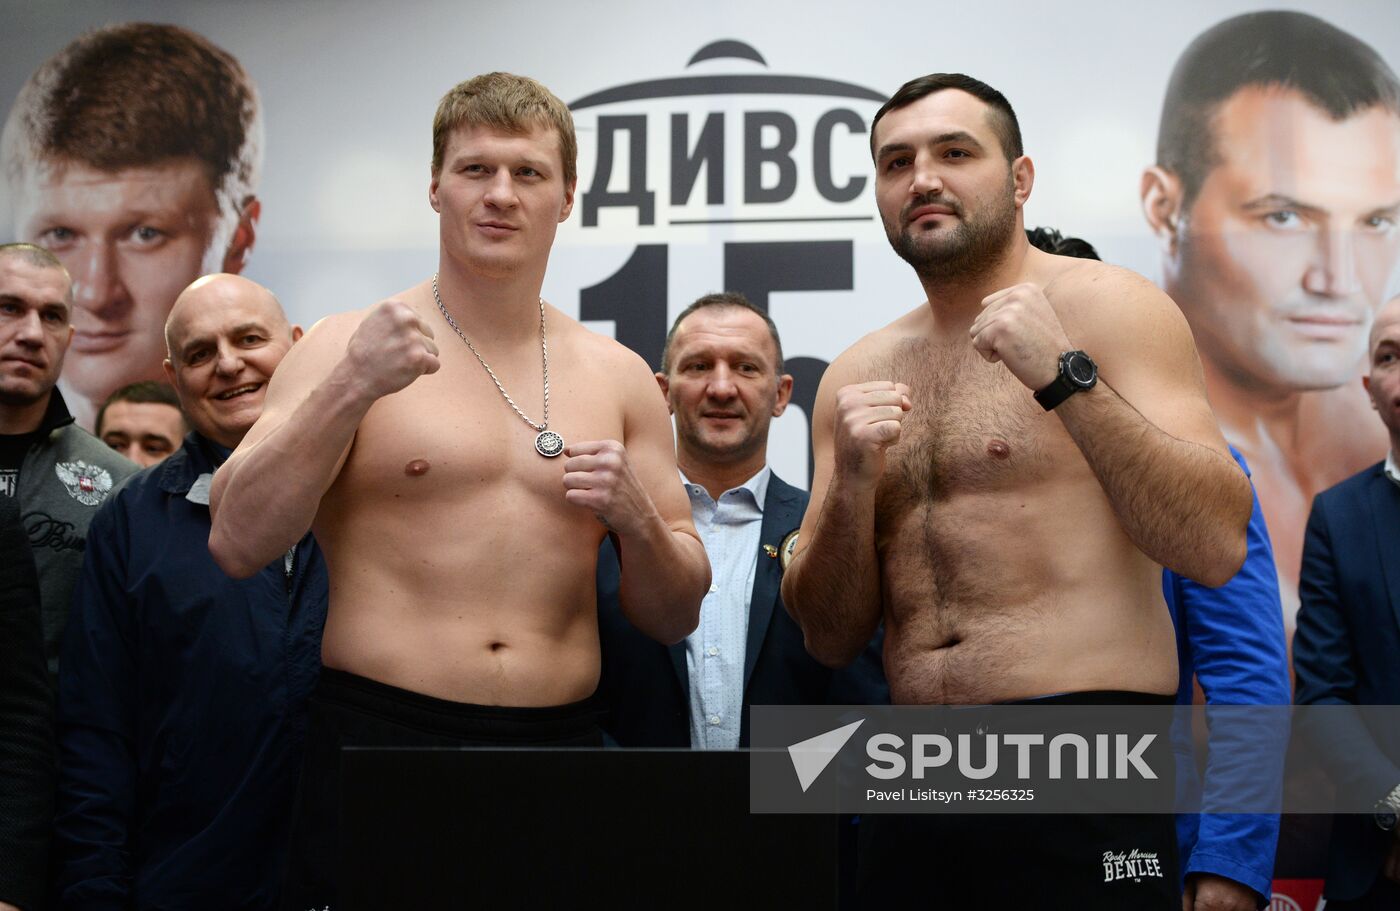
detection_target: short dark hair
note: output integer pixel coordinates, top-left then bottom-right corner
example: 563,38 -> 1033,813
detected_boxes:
96,381 -> 186,437
1157,11 -> 1400,208
661,292 -> 784,375
0,242 -> 72,311
1025,227 -> 1101,262
0,241 -> 69,277
871,73 -> 1023,163
2,23 -> 262,217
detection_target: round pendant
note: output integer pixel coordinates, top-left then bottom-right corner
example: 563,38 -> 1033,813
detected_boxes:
535,430 -> 565,458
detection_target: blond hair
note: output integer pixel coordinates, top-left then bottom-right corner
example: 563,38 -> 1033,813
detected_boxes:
431,72 -> 576,188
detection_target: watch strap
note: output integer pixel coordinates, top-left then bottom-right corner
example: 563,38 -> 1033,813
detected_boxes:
1034,351 -> 1096,412
1033,374 -> 1077,411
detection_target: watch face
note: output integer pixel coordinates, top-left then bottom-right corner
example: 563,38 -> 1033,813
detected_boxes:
1066,352 -> 1096,385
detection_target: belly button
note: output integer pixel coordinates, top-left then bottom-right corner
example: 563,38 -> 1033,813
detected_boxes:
404,459 -> 431,477
986,439 -> 1011,459
489,642 -> 505,653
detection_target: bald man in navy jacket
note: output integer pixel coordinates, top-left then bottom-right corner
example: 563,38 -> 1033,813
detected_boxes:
1294,296 -> 1400,910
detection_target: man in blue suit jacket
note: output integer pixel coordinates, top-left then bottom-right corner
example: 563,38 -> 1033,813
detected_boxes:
1294,295 -> 1400,909
597,293 -> 885,749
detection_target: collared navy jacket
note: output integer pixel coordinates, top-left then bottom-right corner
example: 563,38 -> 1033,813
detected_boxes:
55,432 -> 328,910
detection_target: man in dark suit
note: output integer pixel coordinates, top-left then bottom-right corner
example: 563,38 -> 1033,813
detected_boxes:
1294,293 -> 1400,909
597,292 -> 885,748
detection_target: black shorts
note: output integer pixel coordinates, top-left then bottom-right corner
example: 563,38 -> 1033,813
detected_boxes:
279,668 -> 604,911
856,691 -> 1180,910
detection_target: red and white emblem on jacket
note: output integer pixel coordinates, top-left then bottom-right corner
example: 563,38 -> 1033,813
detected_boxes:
54,460 -> 115,507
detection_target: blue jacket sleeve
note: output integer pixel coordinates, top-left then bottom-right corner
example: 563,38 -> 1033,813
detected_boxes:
54,494 -> 139,909
1173,456 -> 1290,902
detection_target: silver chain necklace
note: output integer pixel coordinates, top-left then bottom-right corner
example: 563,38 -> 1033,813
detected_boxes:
431,273 -> 564,457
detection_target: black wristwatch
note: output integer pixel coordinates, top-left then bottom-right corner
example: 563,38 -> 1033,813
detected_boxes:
1034,350 -> 1098,411
1375,783 -> 1400,832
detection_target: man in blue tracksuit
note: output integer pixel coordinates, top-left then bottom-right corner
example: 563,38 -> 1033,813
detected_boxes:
1165,446 -> 1290,910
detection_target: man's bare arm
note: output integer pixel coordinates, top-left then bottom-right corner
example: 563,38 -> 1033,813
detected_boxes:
970,268 -> 1250,586
209,301 -> 439,578
564,352 -> 709,645
782,353 -> 910,668
1055,379 -> 1248,585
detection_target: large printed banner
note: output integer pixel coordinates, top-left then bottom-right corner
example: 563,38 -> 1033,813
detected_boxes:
4,2 -> 1400,904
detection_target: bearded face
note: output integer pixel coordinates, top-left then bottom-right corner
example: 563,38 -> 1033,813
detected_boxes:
885,169 -> 1019,282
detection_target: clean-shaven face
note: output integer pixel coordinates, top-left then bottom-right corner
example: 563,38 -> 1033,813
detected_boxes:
662,306 -> 788,465
164,280 -> 297,449
430,123 -> 575,278
0,255 -> 72,407
1168,88 -> 1400,393
99,400 -> 187,466
1364,298 -> 1400,449
12,158 -> 226,405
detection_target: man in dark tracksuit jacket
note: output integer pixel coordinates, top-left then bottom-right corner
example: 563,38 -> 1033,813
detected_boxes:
0,246 -> 139,680
54,274 -> 325,909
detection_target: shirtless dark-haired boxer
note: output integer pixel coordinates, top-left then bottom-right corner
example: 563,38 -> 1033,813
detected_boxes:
781,73 -> 1253,909
208,73 -> 710,908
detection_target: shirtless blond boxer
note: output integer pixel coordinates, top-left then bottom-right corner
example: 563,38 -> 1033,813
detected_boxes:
781,74 -> 1253,909
207,73 -> 709,908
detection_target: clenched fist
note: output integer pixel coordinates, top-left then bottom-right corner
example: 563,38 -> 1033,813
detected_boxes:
1181,873 -> 1259,911
969,282 -> 1072,391
344,300 -> 440,402
833,381 -> 912,485
562,440 -> 657,536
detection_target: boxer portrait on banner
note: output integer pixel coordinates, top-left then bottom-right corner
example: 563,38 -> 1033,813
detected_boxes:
1141,11 -> 1400,640
3,23 -> 263,431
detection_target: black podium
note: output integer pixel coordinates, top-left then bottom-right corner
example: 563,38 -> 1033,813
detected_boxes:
341,747 -> 838,908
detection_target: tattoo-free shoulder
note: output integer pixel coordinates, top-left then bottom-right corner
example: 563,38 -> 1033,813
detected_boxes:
567,311 -> 659,405
1043,257 -> 1173,316
1042,259 -> 1192,355
302,306 -> 373,346
820,304 -> 930,388
567,309 -> 649,368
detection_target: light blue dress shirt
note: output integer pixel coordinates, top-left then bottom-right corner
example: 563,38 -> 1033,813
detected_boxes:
681,466 -> 770,750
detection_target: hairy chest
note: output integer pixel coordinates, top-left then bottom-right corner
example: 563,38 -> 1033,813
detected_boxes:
872,341 -> 1064,514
